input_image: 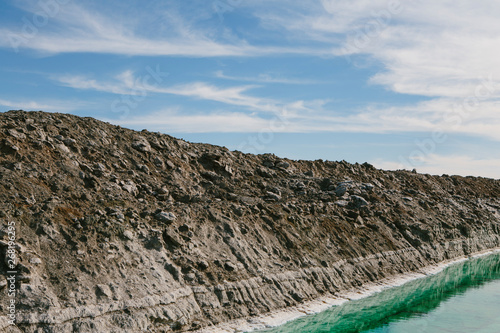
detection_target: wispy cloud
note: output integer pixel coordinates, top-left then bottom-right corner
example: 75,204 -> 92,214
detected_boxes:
0,97 -> 85,112
373,154 -> 500,179
8,1 -> 500,144
247,1 -> 500,143
296,98 -> 500,141
0,1 -> 324,57
214,71 -> 322,84
259,1 -> 500,99
53,71 -> 316,115
53,70 -> 500,141
112,108 -> 273,133
56,72 -> 139,95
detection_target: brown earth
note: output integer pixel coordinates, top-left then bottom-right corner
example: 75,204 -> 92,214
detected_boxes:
0,110 -> 499,332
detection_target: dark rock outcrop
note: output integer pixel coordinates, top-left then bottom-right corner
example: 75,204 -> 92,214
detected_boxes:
0,110 -> 499,332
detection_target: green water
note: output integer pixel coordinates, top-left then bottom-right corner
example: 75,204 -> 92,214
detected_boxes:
258,253 -> 500,333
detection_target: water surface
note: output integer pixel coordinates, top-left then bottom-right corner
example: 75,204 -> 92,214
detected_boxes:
258,253 -> 500,333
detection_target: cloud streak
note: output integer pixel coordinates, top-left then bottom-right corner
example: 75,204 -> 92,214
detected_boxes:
259,1 -> 500,100
373,154 -> 500,179
0,97 -> 85,112
54,70 -> 500,141
0,1 -> 325,57
214,71 -> 323,85
54,71 -> 317,116
112,109 -> 273,133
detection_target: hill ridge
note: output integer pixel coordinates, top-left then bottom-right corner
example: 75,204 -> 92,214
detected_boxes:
0,110 -> 499,332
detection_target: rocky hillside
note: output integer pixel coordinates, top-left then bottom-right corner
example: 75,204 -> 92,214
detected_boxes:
0,110 -> 499,332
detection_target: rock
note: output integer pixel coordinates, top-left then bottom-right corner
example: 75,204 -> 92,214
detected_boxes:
335,182 -> 353,196
157,187 -> 169,195
184,272 -> 196,282
95,284 -> 112,299
335,200 -> 349,207
153,156 -> 165,168
163,231 -> 183,249
258,167 -> 276,178
265,191 -> 281,201
362,183 -> 375,192
291,291 -> 305,302
121,180 -> 138,195
155,211 -> 176,223
132,137 -> 151,152
224,261 -> 237,272
198,260 -> 209,270
137,164 -> 150,173
79,192 -> 92,201
123,230 -> 134,240
92,163 -> 107,177
276,161 -> 290,169
7,128 -> 26,140
25,194 -> 36,205
262,158 -> 274,168
64,138 -> 77,146
178,224 -> 190,233
107,208 -> 124,220
145,229 -> 164,250
350,195 -> 369,208
56,143 -> 71,154
29,257 -> 42,265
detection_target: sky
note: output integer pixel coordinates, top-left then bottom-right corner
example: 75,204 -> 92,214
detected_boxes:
1,0 -> 500,179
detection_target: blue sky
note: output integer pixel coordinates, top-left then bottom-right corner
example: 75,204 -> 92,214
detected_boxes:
1,0 -> 500,178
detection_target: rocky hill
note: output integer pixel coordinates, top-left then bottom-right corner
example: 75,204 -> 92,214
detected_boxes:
0,110 -> 499,332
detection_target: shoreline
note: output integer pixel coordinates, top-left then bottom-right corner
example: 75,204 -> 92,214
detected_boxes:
197,247 -> 500,333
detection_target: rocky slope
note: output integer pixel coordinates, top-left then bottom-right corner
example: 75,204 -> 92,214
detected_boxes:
0,110 -> 499,332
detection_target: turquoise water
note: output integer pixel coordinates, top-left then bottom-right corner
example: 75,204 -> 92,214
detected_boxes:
258,253 -> 500,333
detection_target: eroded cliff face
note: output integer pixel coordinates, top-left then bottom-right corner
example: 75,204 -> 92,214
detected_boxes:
0,110 -> 499,332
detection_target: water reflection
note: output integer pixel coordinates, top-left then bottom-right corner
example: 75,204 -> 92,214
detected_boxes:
259,253 -> 500,333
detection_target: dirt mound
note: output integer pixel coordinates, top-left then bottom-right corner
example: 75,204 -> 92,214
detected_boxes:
0,110 -> 499,332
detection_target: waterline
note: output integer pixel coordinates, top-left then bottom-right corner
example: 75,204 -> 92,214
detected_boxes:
197,249 -> 500,333
258,252 -> 500,333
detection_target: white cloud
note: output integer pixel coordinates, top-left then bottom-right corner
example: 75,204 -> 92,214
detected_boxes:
252,1 -> 500,102
352,98 -> 500,141
0,1 -> 324,57
249,0 -> 500,144
214,71 -> 322,84
53,70 -> 500,140
0,97 -> 84,112
10,0 -> 500,146
263,0 -> 500,100
155,83 -> 271,110
373,154 -> 500,179
53,71 -> 318,116
56,72 -> 138,95
0,28 -> 254,57
111,109 -> 273,133
0,2 -> 253,56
